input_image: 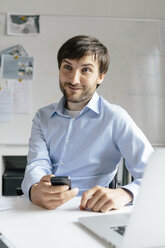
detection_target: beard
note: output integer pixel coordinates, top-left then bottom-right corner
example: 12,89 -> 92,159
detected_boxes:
59,81 -> 96,104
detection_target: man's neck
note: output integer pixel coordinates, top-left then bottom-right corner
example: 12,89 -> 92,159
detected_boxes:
66,98 -> 91,111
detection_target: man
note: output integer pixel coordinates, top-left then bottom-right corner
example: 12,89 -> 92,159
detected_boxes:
22,35 -> 153,212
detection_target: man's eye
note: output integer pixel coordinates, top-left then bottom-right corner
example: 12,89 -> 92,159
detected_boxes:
82,68 -> 90,73
64,65 -> 72,70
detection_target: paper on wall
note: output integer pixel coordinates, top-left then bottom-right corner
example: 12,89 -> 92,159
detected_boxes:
7,13 -> 40,36
0,44 -> 28,66
1,55 -> 34,80
0,88 -> 12,122
8,80 -> 32,114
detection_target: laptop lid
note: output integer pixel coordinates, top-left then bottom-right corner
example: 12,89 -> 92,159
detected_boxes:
122,148 -> 165,248
79,149 -> 165,248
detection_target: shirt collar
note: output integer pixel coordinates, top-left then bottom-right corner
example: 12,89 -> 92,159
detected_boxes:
83,91 -> 100,115
50,91 -> 100,118
50,96 -> 66,117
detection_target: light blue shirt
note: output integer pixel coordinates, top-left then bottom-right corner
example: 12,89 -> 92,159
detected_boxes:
22,92 -> 154,200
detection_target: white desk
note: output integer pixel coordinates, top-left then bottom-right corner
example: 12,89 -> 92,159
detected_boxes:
0,196 -> 132,248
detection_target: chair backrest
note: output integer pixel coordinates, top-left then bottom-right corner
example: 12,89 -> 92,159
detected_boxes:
109,175 -> 118,189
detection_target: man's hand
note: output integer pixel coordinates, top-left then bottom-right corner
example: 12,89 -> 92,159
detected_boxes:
30,175 -> 79,210
80,186 -> 133,213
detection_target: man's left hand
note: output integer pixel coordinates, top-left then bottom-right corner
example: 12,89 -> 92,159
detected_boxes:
80,186 -> 133,213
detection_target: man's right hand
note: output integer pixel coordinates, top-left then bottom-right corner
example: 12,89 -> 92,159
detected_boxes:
30,175 -> 79,210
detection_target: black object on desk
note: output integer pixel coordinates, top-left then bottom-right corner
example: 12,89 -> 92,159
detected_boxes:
2,156 -> 26,196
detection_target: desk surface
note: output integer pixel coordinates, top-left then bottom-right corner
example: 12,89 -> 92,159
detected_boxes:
0,196 -> 132,248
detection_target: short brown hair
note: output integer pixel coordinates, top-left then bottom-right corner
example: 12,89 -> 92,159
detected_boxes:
57,35 -> 110,75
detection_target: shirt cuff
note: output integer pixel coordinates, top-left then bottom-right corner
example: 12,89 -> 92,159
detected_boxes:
121,180 -> 140,204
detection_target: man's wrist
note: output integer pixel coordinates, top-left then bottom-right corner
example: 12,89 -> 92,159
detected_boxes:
29,183 -> 38,201
121,187 -> 134,203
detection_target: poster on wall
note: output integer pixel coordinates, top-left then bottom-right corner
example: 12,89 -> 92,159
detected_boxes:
8,80 -> 32,114
1,55 -> 34,80
0,44 -> 28,66
0,88 -> 12,122
7,13 -> 40,35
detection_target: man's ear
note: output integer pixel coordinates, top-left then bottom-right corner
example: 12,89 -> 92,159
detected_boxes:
97,73 -> 105,86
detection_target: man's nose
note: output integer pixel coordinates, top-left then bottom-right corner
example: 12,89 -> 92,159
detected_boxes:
70,70 -> 80,84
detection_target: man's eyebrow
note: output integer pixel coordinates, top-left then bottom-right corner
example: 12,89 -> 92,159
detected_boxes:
81,63 -> 94,67
62,59 -> 94,67
62,59 -> 72,65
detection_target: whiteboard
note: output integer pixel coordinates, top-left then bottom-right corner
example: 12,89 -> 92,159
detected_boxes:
0,15 -> 165,145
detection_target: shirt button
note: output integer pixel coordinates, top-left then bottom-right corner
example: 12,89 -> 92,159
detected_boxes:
66,139 -> 70,143
60,161 -> 64,165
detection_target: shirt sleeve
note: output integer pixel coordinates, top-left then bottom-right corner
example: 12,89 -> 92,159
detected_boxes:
21,111 -> 52,198
113,107 -> 154,202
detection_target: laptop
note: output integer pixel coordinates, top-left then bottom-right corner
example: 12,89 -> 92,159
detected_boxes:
79,149 -> 165,248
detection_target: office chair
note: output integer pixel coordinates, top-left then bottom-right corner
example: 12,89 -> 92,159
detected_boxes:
109,175 -> 118,189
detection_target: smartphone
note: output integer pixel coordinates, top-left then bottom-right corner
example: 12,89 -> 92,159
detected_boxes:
51,176 -> 71,189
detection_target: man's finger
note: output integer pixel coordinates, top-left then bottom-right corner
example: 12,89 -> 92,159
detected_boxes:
92,195 -> 112,212
70,187 -> 79,198
40,174 -> 54,183
46,188 -> 79,209
49,185 -> 69,194
84,189 -> 103,209
80,186 -> 101,209
100,201 -> 114,213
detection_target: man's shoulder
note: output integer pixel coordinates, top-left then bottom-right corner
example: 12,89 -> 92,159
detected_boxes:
38,102 -> 57,111
36,102 -> 58,118
100,96 -> 126,115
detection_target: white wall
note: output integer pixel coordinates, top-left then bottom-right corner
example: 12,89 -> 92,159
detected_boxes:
0,0 -> 165,19
0,0 -> 165,145
0,0 -> 165,195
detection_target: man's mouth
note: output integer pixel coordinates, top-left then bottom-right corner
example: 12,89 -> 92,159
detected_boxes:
68,85 -> 82,91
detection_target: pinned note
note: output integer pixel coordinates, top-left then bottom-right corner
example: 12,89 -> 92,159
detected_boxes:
8,80 -> 32,114
0,44 -> 28,66
0,88 -> 12,122
1,55 -> 34,80
7,13 -> 40,35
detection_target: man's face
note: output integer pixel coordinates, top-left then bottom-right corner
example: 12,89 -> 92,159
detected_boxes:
59,55 -> 104,108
